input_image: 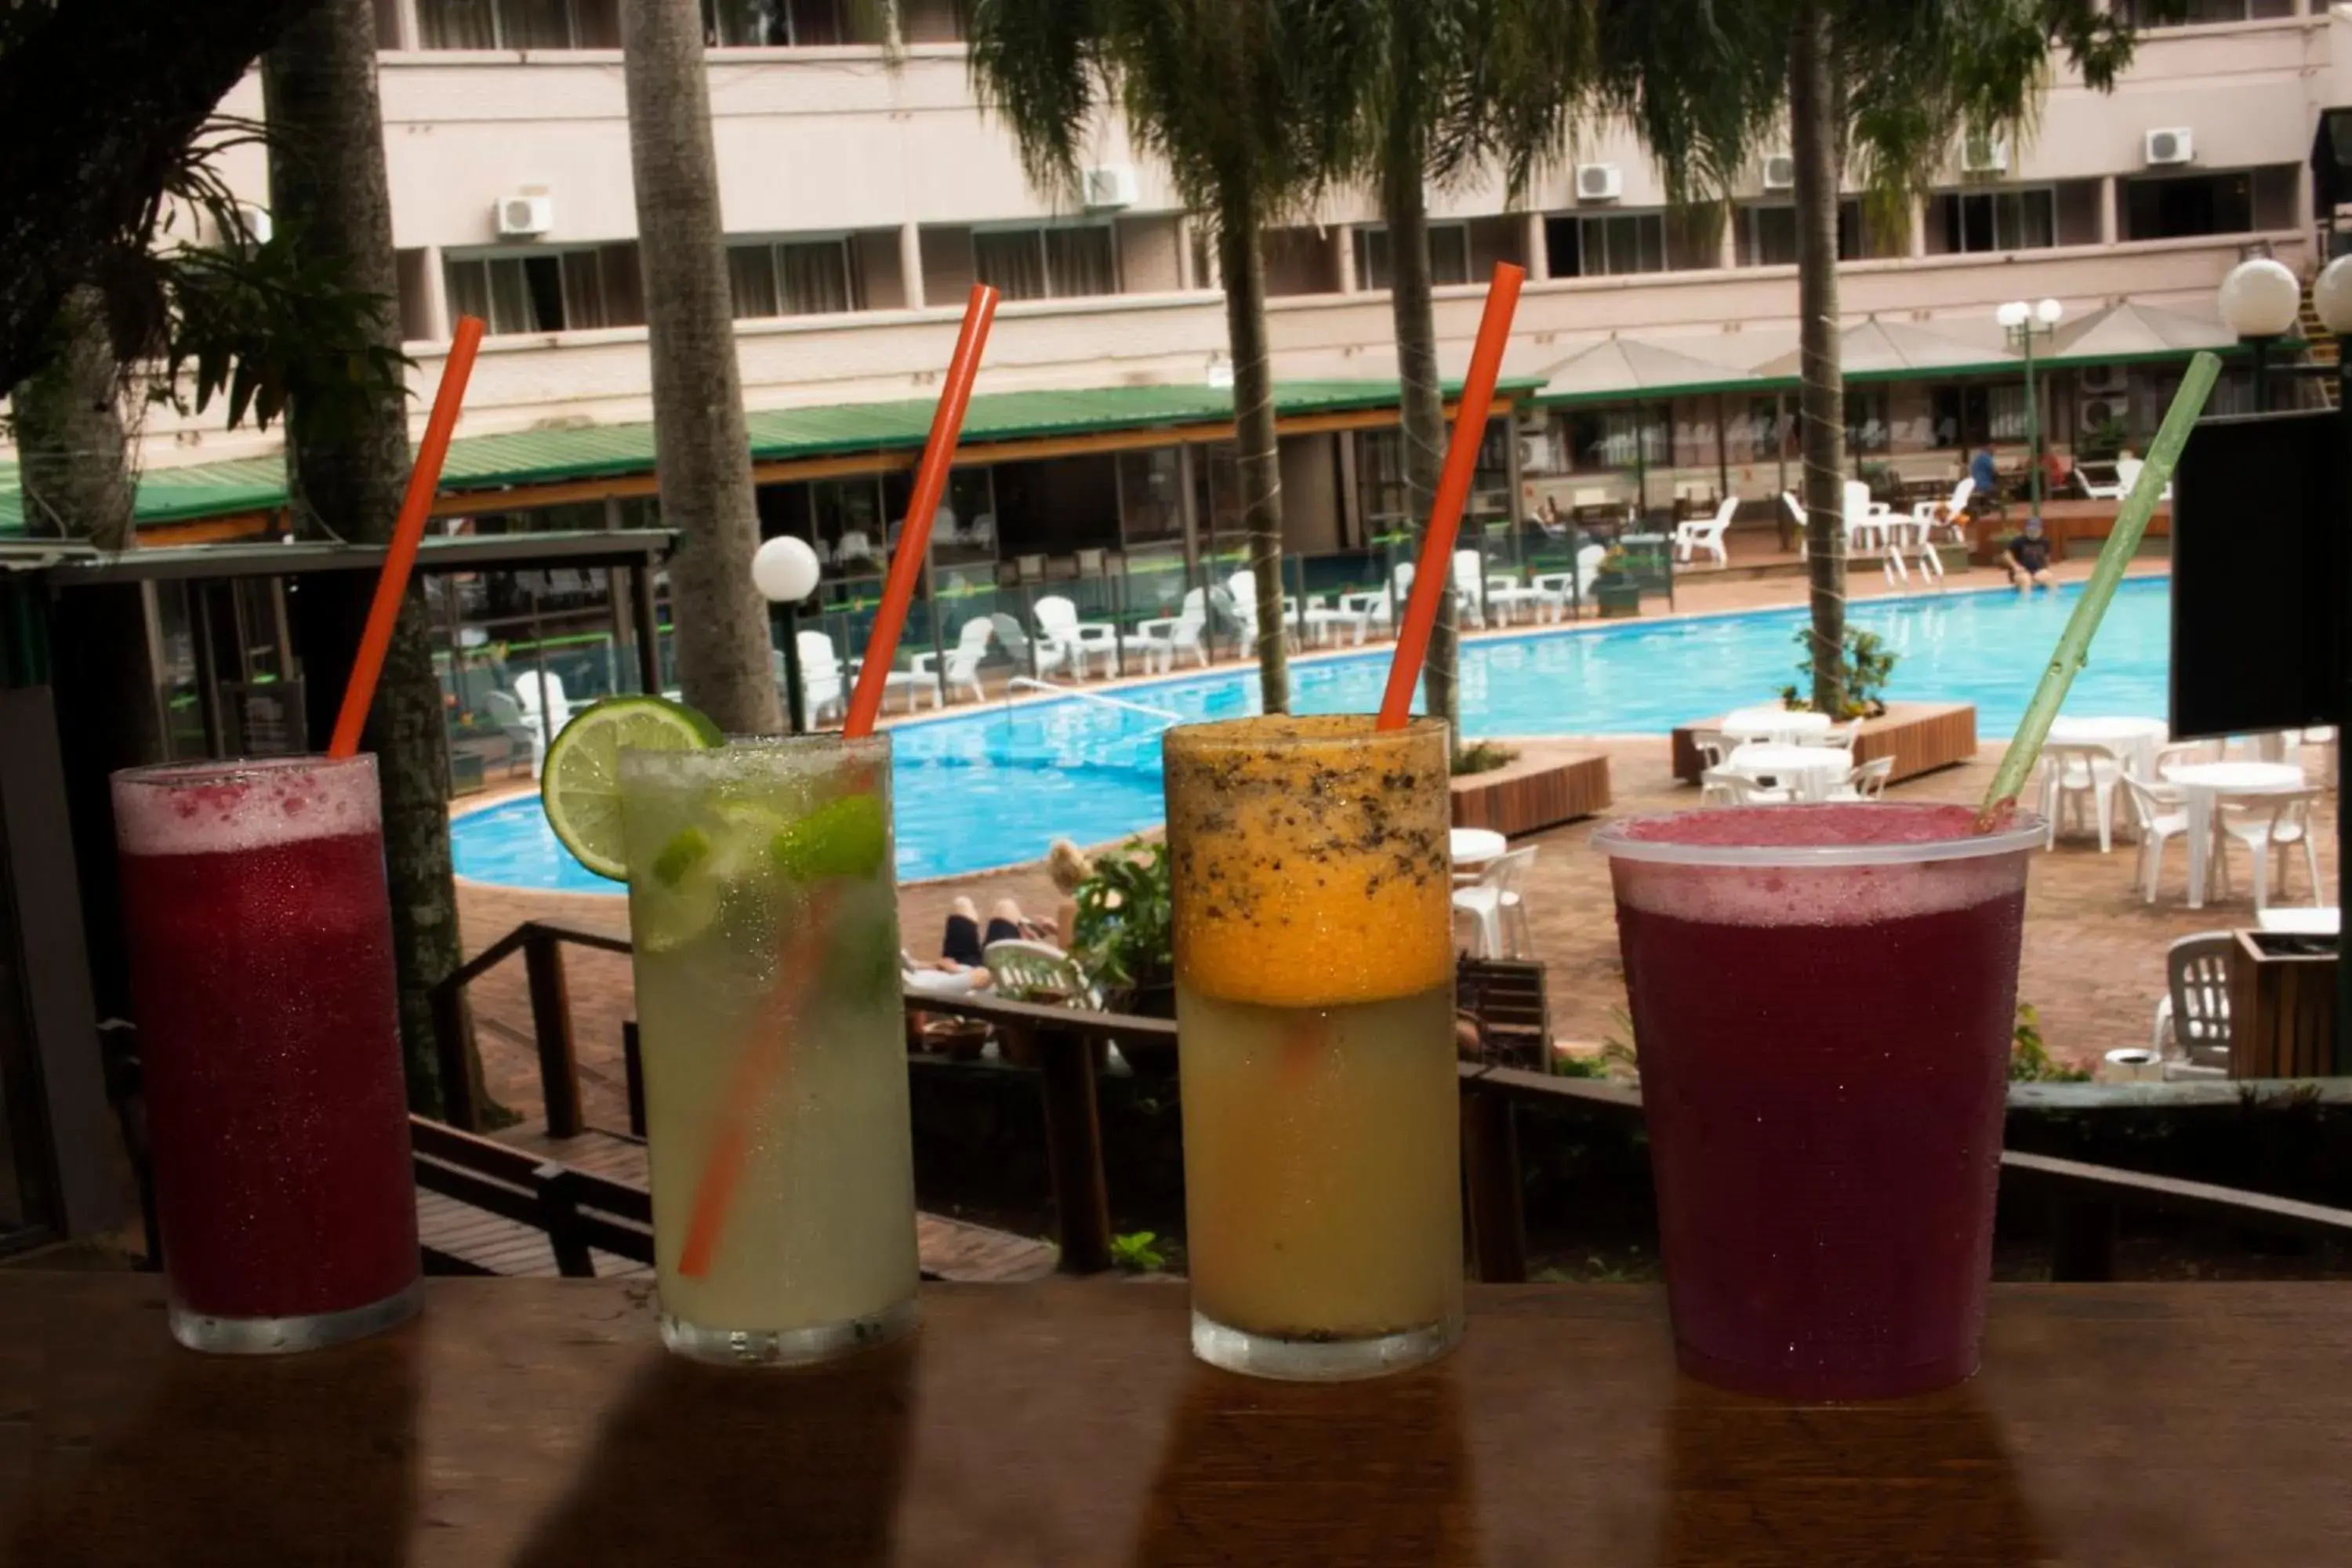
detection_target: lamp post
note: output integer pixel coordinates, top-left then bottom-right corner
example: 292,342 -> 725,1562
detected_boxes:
752,534 -> 822,735
1998,298 -> 2063,522
2216,256 -> 2302,413
2310,252 -> 2352,1070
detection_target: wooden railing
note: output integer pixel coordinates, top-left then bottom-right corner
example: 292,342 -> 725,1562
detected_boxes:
438,920 -> 2352,1286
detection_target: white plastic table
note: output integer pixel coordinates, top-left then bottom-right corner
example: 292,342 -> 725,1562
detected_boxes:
2257,906 -> 2339,936
1719,706 -> 1833,745
2161,760 -> 2307,909
1723,742 -> 1849,803
2047,716 -> 2169,781
1450,828 -> 1508,870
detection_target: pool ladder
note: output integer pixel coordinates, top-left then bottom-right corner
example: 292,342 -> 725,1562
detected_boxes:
1003,677 -> 1182,724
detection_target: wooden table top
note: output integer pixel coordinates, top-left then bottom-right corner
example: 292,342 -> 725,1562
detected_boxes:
2,1274 -> 2346,1566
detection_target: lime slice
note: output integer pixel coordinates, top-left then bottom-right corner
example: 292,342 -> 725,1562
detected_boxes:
771,792 -> 888,883
541,695 -> 722,881
633,801 -> 786,954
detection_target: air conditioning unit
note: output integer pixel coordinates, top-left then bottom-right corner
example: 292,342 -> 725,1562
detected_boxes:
1080,163 -> 1138,212
496,191 -> 554,238
1960,134 -> 2009,175
1576,163 -> 1622,203
2078,396 -> 2122,433
2078,364 -> 2126,396
1761,154 -> 1797,192
2145,127 -> 2194,167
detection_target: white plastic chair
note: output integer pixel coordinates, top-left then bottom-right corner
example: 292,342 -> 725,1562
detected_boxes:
1482,572 -> 1549,626
1451,847 -> 1537,958
991,612 -> 1069,679
1700,768 -> 1788,807
1913,476 -> 1973,545
512,668 -> 575,735
2036,742 -> 2122,853
1450,550 -> 1488,630
1128,587 -> 1210,671
1673,495 -> 1738,568
1817,720 -> 1861,760
2211,788 -> 2322,913
484,688 -> 544,779
1035,596 -> 1120,679
2114,453 -> 2171,503
981,939 -> 1097,1007
2118,775 -> 2190,904
1828,755 -> 1894,801
791,631 -> 845,722
2148,932 -> 2232,1080
1301,588 -> 1374,646
1531,545 -> 1607,619
911,617 -> 994,705
1842,479 -> 1892,555
1339,561 -> 1415,637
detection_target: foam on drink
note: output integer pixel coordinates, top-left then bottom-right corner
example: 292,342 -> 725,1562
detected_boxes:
1611,803 -> 2025,929
114,756 -> 383,858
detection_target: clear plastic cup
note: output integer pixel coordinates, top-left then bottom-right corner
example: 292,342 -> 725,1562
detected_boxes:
1595,801 -> 2045,1399
619,734 -> 920,1365
113,754 -> 421,1354
1164,715 -> 1463,1381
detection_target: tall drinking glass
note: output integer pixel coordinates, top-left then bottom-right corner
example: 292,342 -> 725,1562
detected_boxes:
1596,801 -> 2045,1399
1164,715 -> 1462,1381
112,754 -> 421,1354
619,734 -> 919,1365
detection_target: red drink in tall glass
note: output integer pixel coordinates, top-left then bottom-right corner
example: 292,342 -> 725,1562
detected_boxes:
1596,803 -> 2042,1400
113,755 -> 419,1353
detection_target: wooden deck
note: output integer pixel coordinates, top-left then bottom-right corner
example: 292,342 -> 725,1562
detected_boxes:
417,1124 -> 1058,1285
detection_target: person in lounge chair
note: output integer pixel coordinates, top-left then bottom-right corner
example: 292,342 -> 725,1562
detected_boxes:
2005,517 -> 2055,590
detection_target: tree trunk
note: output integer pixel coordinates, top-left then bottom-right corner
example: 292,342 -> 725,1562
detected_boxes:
266,0 -> 485,1121
1218,191 -> 1290,715
15,282 -> 165,1021
0,0 -> 324,390
1790,2 -> 1848,717
1384,148 -> 1457,753
621,0 -> 780,736
12,286 -> 136,550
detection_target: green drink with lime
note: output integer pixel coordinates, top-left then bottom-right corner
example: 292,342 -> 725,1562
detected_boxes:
544,703 -> 918,1364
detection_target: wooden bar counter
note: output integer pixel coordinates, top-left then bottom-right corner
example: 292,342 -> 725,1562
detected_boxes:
1,1273 -> 2345,1565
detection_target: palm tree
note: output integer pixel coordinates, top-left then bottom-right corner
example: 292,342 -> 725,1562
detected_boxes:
966,0 -> 1370,715
264,0 -> 488,1120
1663,0 -> 2147,713
621,0 -> 782,736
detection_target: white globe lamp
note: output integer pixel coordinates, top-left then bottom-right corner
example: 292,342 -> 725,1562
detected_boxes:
1995,300 -> 2029,329
2034,298 -> 2063,327
2312,254 -> 2352,336
753,534 -> 822,605
2216,256 -> 2302,339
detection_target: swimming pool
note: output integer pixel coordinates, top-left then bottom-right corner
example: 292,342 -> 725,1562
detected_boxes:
452,576 -> 2172,890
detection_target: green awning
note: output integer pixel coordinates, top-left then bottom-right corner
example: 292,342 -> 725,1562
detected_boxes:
1,376 -> 1541,537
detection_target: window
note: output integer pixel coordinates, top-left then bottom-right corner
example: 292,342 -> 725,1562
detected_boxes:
445,247 -> 641,336
725,238 -> 860,318
1555,408 -> 1667,474
1935,187 -> 2058,253
419,0 -> 618,48
1355,223 -> 1472,290
971,225 -> 1118,301
702,0 -> 865,46
1738,198 -> 1891,265
1927,383 -> 2029,449
2121,168 -> 2297,241
1844,387 -> 1891,455
2115,0 -> 2295,23
1546,212 -> 1669,277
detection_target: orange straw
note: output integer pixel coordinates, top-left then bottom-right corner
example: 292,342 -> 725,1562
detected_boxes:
843,284 -> 999,737
328,315 -> 488,757
1376,263 -> 1525,730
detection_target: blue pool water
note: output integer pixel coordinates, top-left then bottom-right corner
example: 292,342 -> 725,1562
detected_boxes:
453,577 -> 2172,891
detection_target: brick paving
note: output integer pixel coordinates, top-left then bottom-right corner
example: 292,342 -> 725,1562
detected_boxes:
456,556 -> 2314,1130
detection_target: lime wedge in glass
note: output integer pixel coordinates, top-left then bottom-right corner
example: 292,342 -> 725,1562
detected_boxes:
540,695 -> 722,882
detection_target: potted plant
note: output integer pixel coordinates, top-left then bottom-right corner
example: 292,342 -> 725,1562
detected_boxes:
1072,840 -> 1174,1020
1785,626 -> 1900,719
1591,546 -> 1640,619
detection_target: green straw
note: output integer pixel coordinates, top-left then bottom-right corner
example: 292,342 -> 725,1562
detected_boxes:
1976,349 -> 2221,829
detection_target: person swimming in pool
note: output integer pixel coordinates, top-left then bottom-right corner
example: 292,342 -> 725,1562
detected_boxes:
2005,517 -> 2055,590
